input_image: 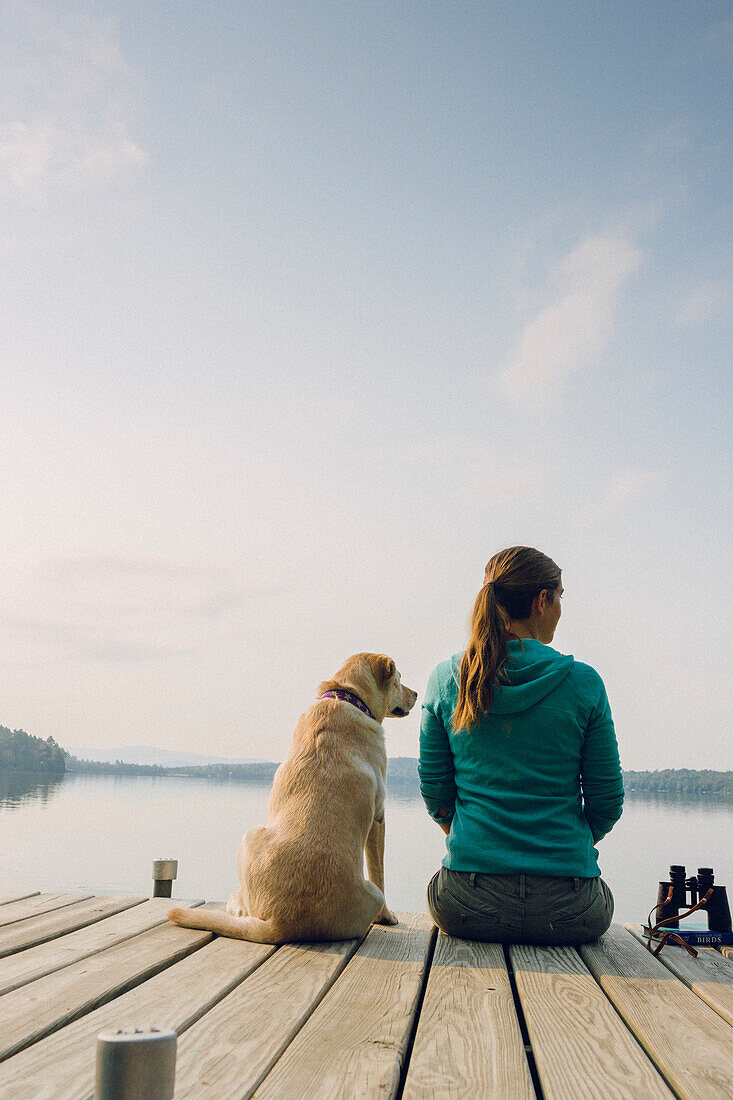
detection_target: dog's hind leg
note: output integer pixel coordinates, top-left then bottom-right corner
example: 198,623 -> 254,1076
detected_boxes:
226,889 -> 248,917
225,826 -> 270,918
328,881 -> 386,940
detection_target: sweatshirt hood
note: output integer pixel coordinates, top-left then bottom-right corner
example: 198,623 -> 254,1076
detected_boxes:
453,639 -> 574,715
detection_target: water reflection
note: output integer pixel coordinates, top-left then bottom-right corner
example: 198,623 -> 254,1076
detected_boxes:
0,773 -> 729,923
624,789 -> 732,813
0,770 -> 65,808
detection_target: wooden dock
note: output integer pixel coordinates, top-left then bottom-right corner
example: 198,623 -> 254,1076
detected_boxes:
0,891 -> 731,1098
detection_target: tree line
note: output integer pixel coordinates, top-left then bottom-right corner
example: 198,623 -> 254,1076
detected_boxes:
65,757 -> 167,776
64,762 -> 731,795
623,769 -> 732,795
0,727 -> 66,774
165,762 -> 279,782
1,728 -> 730,796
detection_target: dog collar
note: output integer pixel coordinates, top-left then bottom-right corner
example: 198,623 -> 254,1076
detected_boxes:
319,689 -> 375,721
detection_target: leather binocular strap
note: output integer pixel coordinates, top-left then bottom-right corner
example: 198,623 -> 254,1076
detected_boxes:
645,887 -> 715,959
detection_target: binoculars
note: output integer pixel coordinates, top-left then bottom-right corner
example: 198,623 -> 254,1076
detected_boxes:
656,865 -> 732,931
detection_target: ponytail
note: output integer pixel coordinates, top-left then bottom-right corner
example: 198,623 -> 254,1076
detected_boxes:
452,581 -> 508,733
451,546 -> 561,733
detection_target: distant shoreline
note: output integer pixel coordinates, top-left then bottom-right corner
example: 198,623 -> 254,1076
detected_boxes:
2,764 -> 732,805
61,757 -> 732,796
1,726 -> 730,796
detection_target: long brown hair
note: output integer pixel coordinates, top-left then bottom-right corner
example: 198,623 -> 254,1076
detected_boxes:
452,546 -> 561,733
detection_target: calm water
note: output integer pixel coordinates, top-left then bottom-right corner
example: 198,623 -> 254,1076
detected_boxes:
1,772 -> 731,927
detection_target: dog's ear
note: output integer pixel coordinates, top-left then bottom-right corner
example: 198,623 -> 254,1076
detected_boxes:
375,655 -> 396,686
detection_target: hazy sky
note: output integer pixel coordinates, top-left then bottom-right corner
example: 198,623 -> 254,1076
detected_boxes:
1,1 -> 731,768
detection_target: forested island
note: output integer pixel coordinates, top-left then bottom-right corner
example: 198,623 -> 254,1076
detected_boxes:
1,727 -> 730,796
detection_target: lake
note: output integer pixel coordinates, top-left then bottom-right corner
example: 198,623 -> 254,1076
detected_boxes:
1,772 -> 731,927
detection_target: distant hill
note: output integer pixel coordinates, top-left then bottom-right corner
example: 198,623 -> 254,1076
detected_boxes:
63,745 -> 270,768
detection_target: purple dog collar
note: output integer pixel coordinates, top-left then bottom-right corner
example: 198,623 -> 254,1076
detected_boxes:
319,689 -> 374,721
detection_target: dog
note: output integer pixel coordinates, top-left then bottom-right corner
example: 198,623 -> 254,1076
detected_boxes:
168,652 -> 417,943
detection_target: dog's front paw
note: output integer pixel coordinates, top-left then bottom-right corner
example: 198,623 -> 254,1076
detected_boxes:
374,905 -> 398,925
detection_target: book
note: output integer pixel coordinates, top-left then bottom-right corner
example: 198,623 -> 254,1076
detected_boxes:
643,923 -> 733,946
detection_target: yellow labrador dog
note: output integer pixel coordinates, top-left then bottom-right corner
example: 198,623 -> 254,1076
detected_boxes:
168,653 -> 417,943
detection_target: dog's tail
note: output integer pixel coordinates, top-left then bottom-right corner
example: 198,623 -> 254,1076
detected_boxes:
167,905 -> 283,944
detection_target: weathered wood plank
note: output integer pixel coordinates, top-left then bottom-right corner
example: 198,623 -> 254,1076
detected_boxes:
717,943 -> 733,959
0,896 -> 145,959
581,924 -> 733,1099
0,928 -> 275,1100
0,894 -> 92,929
625,923 -> 733,1026
0,897 -> 197,996
401,934 -> 535,1100
511,941 -> 672,1100
174,937 -> 360,1098
0,922 -> 216,1061
0,893 -> 40,908
253,912 -> 435,1100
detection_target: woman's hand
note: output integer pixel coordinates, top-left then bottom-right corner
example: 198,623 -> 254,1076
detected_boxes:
439,822 -> 450,835
437,808 -> 452,834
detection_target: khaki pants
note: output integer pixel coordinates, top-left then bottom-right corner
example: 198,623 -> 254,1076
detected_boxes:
426,866 -> 614,944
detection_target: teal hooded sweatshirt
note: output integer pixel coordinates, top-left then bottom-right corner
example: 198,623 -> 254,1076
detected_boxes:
419,640 -> 624,878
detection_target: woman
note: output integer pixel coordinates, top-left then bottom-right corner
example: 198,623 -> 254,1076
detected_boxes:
419,546 -> 623,944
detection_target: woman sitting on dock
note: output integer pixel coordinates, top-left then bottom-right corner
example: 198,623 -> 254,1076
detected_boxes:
419,545 -> 623,943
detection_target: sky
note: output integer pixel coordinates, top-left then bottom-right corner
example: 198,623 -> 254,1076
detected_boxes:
1,0 -> 731,769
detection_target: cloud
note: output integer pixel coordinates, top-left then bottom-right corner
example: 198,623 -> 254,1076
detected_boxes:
35,556 -> 282,620
0,6 -> 146,191
6,621 -> 180,664
499,232 -> 643,398
596,470 -> 660,516
460,467 -> 541,506
675,279 -> 732,326
50,556 -> 221,581
0,117 -> 145,190
2,555 -> 285,667
191,587 -> 283,617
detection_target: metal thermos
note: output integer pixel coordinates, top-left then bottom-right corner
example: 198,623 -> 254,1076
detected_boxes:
94,1028 -> 176,1100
